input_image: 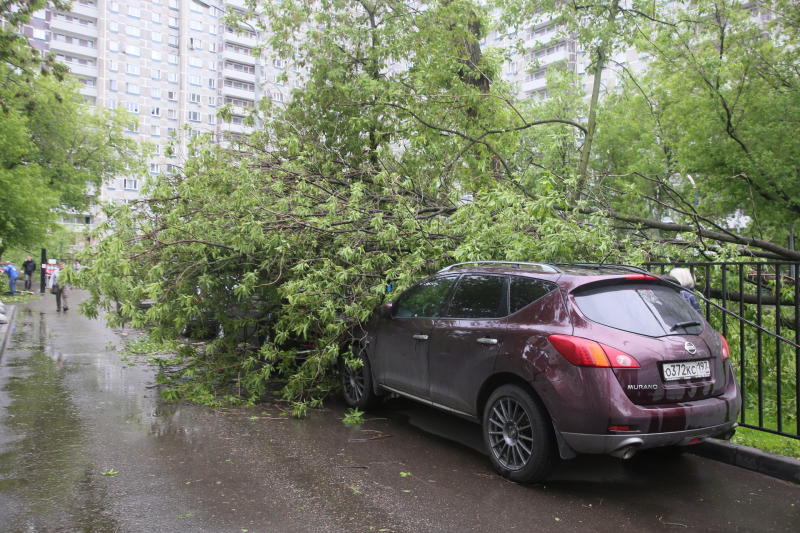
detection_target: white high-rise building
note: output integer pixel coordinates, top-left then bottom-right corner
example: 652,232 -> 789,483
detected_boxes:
18,0 -> 301,238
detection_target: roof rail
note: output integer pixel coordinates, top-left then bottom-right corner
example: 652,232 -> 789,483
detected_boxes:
438,261 -> 561,273
553,263 -> 650,274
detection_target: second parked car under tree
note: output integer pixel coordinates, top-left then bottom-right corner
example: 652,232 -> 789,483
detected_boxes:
341,262 -> 741,483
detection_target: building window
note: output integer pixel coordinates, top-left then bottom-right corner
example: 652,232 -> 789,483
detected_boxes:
189,74 -> 201,85
168,35 -> 179,47
169,0 -> 178,9
169,16 -> 178,28
207,95 -> 216,106
167,91 -> 177,101
149,163 -> 160,173
151,68 -> 161,80
152,31 -> 162,43
126,25 -> 141,37
209,42 -> 217,53
151,13 -> 161,23
108,79 -> 118,91
151,106 -> 161,117
127,6 -> 140,18
150,125 -> 160,136
123,178 -> 139,190
225,42 -> 252,55
208,78 -> 216,89
168,72 -> 178,83
189,57 -> 203,68
126,63 -> 140,75
151,50 -> 162,61
110,1 -> 119,12
167,127 -> 177,138
109,21 -> 119,32
168,54 -> 178,65
151,87 -> 161,98
125,44 -> 141,56
32,28 -> 47,40
207,113 -> 216,125
108,60 -> 118,72
126,101 -> 139,113
109,41 -> 119,52
126,82 -> 139,94
190,20 -> 203,31
271,91 -> 284,102
187,110 -> 200,122
189,92 -> 201,103
189,38 -> 203,50
167,109 -> 177,119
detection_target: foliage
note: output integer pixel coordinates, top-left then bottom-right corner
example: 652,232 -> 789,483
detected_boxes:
79,0 -> 800,416
0,1 -> 140,257
343,408 -> 365,426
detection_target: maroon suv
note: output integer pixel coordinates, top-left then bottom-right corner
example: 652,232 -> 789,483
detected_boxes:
341,262 -> 741,482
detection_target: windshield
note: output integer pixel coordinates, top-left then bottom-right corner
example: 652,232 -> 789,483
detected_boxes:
573,284 -> 702,337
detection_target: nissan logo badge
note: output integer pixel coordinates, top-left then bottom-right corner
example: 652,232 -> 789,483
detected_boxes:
684,341 -> 697,355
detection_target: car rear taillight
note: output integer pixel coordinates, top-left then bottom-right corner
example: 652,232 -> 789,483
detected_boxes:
720,334 -> 730,360
548,335 -> 640,368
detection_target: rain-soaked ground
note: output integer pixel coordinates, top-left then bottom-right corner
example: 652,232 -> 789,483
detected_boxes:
0,293 -> 798,533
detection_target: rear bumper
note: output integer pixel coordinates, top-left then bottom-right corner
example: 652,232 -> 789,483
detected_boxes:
560,420 -> 737,455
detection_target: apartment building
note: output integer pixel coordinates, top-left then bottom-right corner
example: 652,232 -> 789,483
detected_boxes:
18,0 -> 300,238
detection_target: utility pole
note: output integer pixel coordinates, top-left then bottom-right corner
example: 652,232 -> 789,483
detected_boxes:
40,248 -> 46,293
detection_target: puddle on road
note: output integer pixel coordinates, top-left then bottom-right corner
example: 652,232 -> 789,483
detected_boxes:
0,309 -> 121,532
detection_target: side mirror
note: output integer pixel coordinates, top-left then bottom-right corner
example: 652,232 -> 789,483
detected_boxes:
381,302 -> 393,318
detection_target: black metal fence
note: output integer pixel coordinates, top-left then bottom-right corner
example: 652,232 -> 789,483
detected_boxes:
645,262 -> 799,440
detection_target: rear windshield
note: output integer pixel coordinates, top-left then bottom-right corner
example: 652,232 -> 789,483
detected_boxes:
573,284 -> 702,337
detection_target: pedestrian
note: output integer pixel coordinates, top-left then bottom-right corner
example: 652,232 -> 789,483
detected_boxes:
22,256 -> 36,291
46,262 -> 69,312
669,267 -> 702,313
2,262 -> 19,297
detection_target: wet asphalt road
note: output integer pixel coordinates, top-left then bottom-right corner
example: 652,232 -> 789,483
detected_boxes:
0,293 -> 798,533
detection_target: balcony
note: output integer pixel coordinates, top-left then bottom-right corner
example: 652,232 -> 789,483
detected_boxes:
49,17 -> 99,39
220,121 -> 250,134
49,40 -> 98,59
68,62 -> 98,78
222,65 -> 256,83
71,3 -> 99,19
224,30 -> 258,49
222,48 -> 256,65
79,85 -> 98,98
221,85 -> 257,101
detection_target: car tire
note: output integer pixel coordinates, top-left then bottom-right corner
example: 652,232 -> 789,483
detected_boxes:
483,384 -> 555,483
340,352 -> 379,409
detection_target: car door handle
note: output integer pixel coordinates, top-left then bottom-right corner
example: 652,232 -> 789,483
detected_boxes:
477,337 -> 498,345
412,334 -> 429,341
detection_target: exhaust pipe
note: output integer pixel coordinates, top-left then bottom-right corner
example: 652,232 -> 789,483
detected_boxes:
610,437 -> 644,459
611,445 -> 639,460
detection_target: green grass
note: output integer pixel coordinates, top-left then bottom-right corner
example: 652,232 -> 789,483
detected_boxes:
731,426 -> 800,459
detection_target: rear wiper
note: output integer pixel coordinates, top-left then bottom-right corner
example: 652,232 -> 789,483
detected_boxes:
670,320 -> 702,331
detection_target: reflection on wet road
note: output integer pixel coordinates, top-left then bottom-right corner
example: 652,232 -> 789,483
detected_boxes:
0,293 -> 798,532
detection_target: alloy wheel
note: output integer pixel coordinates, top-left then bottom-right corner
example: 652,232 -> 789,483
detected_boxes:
487,396 -> 535,470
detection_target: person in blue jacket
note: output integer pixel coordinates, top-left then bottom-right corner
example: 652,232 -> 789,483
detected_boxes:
668,267 -> 702,313
2,262 -> 19,296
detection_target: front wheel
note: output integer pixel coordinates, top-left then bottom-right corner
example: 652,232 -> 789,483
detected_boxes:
483,384 -> 556,483
340,352 -> 378,409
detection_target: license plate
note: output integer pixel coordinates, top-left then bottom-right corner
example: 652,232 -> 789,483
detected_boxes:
662,360 -> 711,381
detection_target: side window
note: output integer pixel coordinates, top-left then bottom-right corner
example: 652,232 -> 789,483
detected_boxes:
510,276 -> 557,314
393,276 -> 456,318
445,275 -> 507,319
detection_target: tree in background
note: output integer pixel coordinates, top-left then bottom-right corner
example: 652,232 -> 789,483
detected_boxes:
0,0 -> 140,258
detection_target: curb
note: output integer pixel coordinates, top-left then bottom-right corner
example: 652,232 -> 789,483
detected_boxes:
691,438 -> 800,484
0,305 -> 17,360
